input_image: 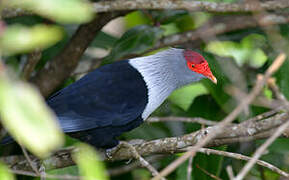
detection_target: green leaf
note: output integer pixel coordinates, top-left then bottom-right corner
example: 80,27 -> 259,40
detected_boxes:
91,31 -> 118,50
201,53 -> 233,114
73,143 -> 108,180
263,86 -> 273,100
248,49 -> 267,68
125,11 -> 151,29
169,83 -> 208,111
160,23 -> 180,36
0,24 -> 63,55
47,166 -> 79,180
0,74 -> 64,158
153,10 -> 188,24
4,0 -> 94,24
106,25 -> 163,61
205,41 -> 248,66
241,33 -> 266,49
0,163 -> 14,180
205,34 -> 268,68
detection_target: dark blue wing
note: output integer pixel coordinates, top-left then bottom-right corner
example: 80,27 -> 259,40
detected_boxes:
46,60 -> 148,132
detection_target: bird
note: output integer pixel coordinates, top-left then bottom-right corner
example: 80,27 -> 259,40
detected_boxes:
2,48 -> 217,149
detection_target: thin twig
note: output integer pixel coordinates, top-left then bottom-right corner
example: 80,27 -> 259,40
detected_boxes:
20,144 -> 40,176
234,120 -> 289,180
148,117 -> 218,126
226,166 -> 235,180
10,169 -> 80,180
267,78 -> 289,112
192,148 -> 289,178
196,164 -> 222,180
152,53 -> 287,180
234,55 -> 289,180
115,142 -> 166,180
187,156 -> 193,180
108,155 -> 164,176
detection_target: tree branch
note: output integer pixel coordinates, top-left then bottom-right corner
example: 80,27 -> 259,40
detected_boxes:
147,116 -> 218,126
153,13 -> 289,51
3,0 -> 289,19
194,148 -> 289,178
1,8 -> 32,19
1,111 -> 288,172
93,0 -> 289,13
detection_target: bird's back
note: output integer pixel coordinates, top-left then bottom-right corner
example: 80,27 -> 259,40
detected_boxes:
47,60 -> 148,148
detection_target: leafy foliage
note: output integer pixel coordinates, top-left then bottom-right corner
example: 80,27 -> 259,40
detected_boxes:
105,25 -> 163,61
0,163 -> 14,180
1,0 -> 289,180
206,34 -> 268,68
73,143 -> 108,180
4,0 -> 94,23
0,74 -> 64,157
0,24 -> 63,55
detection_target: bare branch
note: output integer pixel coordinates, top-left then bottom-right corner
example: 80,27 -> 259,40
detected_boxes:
93,0 -> 289,13
10,169 -> 80,180
108,155 -> 164,176
187,156 -> 193,180
234,120 -> 289,180
111,142 -> 165,180
20,145 -> 40,176
226,166 -> 235,180
147,117 -> 218,126
193,148 -> 289,178
153,13 -> 289,51
196,164 -> 222,180
22,50 -> 42,80
3,0 -> 289,19
1,8 -> 32,19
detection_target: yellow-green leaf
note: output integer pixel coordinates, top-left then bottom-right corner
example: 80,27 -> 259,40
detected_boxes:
0,75 -> 64,158
73,143 -> 108,180
4,0 -> 94,24
0,24 -> 63,55
0,162 -> 15,180
169,83 -> 208,111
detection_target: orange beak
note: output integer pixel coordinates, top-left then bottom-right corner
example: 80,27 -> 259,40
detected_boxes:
208,74 -> 217,84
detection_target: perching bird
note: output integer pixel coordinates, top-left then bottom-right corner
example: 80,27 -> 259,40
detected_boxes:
3,48 -> 217,149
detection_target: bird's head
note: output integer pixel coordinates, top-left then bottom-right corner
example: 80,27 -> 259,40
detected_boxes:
182,49 -> 217,84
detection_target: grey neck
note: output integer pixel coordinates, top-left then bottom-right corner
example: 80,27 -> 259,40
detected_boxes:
129,48 -> 204,120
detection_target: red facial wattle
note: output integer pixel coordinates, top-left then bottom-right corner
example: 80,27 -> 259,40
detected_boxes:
184,50 -> 217,84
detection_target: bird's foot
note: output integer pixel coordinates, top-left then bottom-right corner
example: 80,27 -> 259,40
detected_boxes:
105,141 -> 137,161
105,146 -> 119,160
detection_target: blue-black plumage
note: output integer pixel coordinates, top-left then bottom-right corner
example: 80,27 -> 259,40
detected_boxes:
1,48 -> 217,149
47,60 -> 148,148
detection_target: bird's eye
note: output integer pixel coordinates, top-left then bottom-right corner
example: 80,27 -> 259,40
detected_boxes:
191,64 -> 195,68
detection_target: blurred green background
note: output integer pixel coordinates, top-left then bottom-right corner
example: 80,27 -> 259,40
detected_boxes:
0,0 -> 289,179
